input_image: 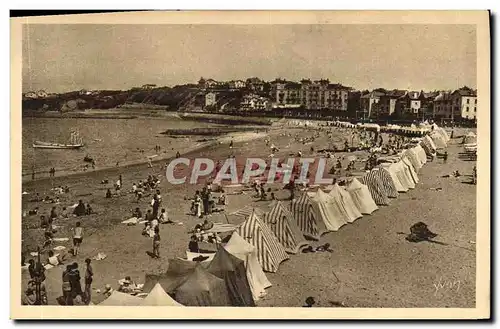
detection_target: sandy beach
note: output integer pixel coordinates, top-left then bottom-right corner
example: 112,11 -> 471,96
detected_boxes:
20,124 -> 476,307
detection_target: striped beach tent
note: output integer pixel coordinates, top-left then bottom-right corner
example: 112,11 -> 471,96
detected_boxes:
308,189 -> 349,231
237,211 -> 289,273
397,161 -> 416,189
403,148 -> 422,172
358,171 -> 390,206
372,167 -> 399,198
438,127 -> 450,142
224,232 -> 272,301
430,131 -> 447,149
413,144 -> 428,165
327,184 -> 363,222
402,157 -> 419,184
420,135 -> 437,155
379,163 -> 408,193
344,178 -> 378,214
263,201 -> 309,254
291,192 -> 330,240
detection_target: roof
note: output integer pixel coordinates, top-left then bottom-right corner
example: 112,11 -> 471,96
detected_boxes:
361,91 -> 385,99
434,91 -> 452,101
284,82 -> 302,89
453,87 -> 477,97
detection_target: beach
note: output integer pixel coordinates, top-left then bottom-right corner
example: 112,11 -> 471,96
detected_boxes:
20,122 -> 476,307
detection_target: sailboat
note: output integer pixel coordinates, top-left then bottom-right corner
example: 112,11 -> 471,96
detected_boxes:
33,130 -> 84,149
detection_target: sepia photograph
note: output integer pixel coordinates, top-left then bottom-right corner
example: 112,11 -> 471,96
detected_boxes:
10,10 -> 490,319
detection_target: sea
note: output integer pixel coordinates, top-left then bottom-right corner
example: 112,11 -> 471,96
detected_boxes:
22,117 -> 217,180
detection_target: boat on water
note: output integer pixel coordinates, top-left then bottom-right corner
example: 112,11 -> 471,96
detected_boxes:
33,131 -> 84,149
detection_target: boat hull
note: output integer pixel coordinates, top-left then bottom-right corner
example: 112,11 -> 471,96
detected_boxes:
33,143 -> 84,149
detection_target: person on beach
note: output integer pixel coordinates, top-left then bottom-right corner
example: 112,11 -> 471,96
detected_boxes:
176,151 -> 181,158
50,206 -> 58,221
72,200 -> 86,217
132,183 -> 137,194
85,203 -> 93,215
84,258 -> 93,304
62,265 -> 73,305
72,222 -> 83,256
106,188 -> 112,198
443,151 -> 448,163
47,250 -> 69,266
159,208 -> 173,224
188,235 -> 199,253
152,226 -> 161,258
133,207 -> 142,219
145,209 -> 154,222
68,262 -> 83,299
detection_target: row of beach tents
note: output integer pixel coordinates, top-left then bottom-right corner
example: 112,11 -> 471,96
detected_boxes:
99,124 -> 450,307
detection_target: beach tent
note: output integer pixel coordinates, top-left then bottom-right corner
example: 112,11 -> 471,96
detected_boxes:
396,161 -> 416,189
403,148 -> 423,172
430,131 -> 447,149
142,283 -> 184,306
344,178 -> 378,214
463,132 -> 477,145
327,184 -> 363,222
413,145 -> 428,165
207,245 -> 256,306
420,135 -> 437,156
143,259 -> 232,307
99,291 -> 144,306
371,167 -> 399,198
402,157 -> 419,184
263,201 -> 309,254
291,193 -> 330,241
237,212 -> 289,273
308,189 -> 349,231
438,127 -> 450,142
358,171 -> 390,206
224,232 -> 271,301
379,163 -> 407,193
173,265 -> 232,306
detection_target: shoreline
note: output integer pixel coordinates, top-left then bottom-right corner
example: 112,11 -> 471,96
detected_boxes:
21,131 -> 268,188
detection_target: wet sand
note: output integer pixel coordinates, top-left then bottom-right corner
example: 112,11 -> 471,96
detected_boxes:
20,125 -> 476,307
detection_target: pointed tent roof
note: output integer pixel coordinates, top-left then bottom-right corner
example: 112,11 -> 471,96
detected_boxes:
224,232 -> 272,301
230,205 -> 266,218
344,177 -> 379,215
237,211 -> 289,273
142,258 -> 209,294
291,192 -> 330,240
207,245 -> 255,306
174,265 -> 232,306
263,201 -> 309,254
328,184 -> 363,222
99,291 -> 143,306
308,189 -> 349,231
142,283 -> 184,306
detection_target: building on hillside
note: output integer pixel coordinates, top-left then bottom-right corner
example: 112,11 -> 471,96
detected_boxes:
240,94 -> 271,112
360,91 -> 384,118
271,78 -> 349,112
395,91 -> 426,119
24,91 -> 37,99
36,90 -> 48,98
228,80 -> 246,90
246,77 -> 265,92
205,92 -> 217,108
141,84 -> 157,90
433,91 -> 453,119
450,86 -> 477,120
372,90 -> 406,118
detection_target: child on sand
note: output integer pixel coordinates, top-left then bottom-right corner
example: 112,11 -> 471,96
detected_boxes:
152,227 -> 161,258
72,222 -> 83,256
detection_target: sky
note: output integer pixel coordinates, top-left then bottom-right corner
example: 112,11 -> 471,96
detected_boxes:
21,24 -> 477,93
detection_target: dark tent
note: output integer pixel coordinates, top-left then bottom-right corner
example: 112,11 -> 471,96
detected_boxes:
143,258 -> 231,307
207,245 -> 256,306
174,265 -> 231,306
